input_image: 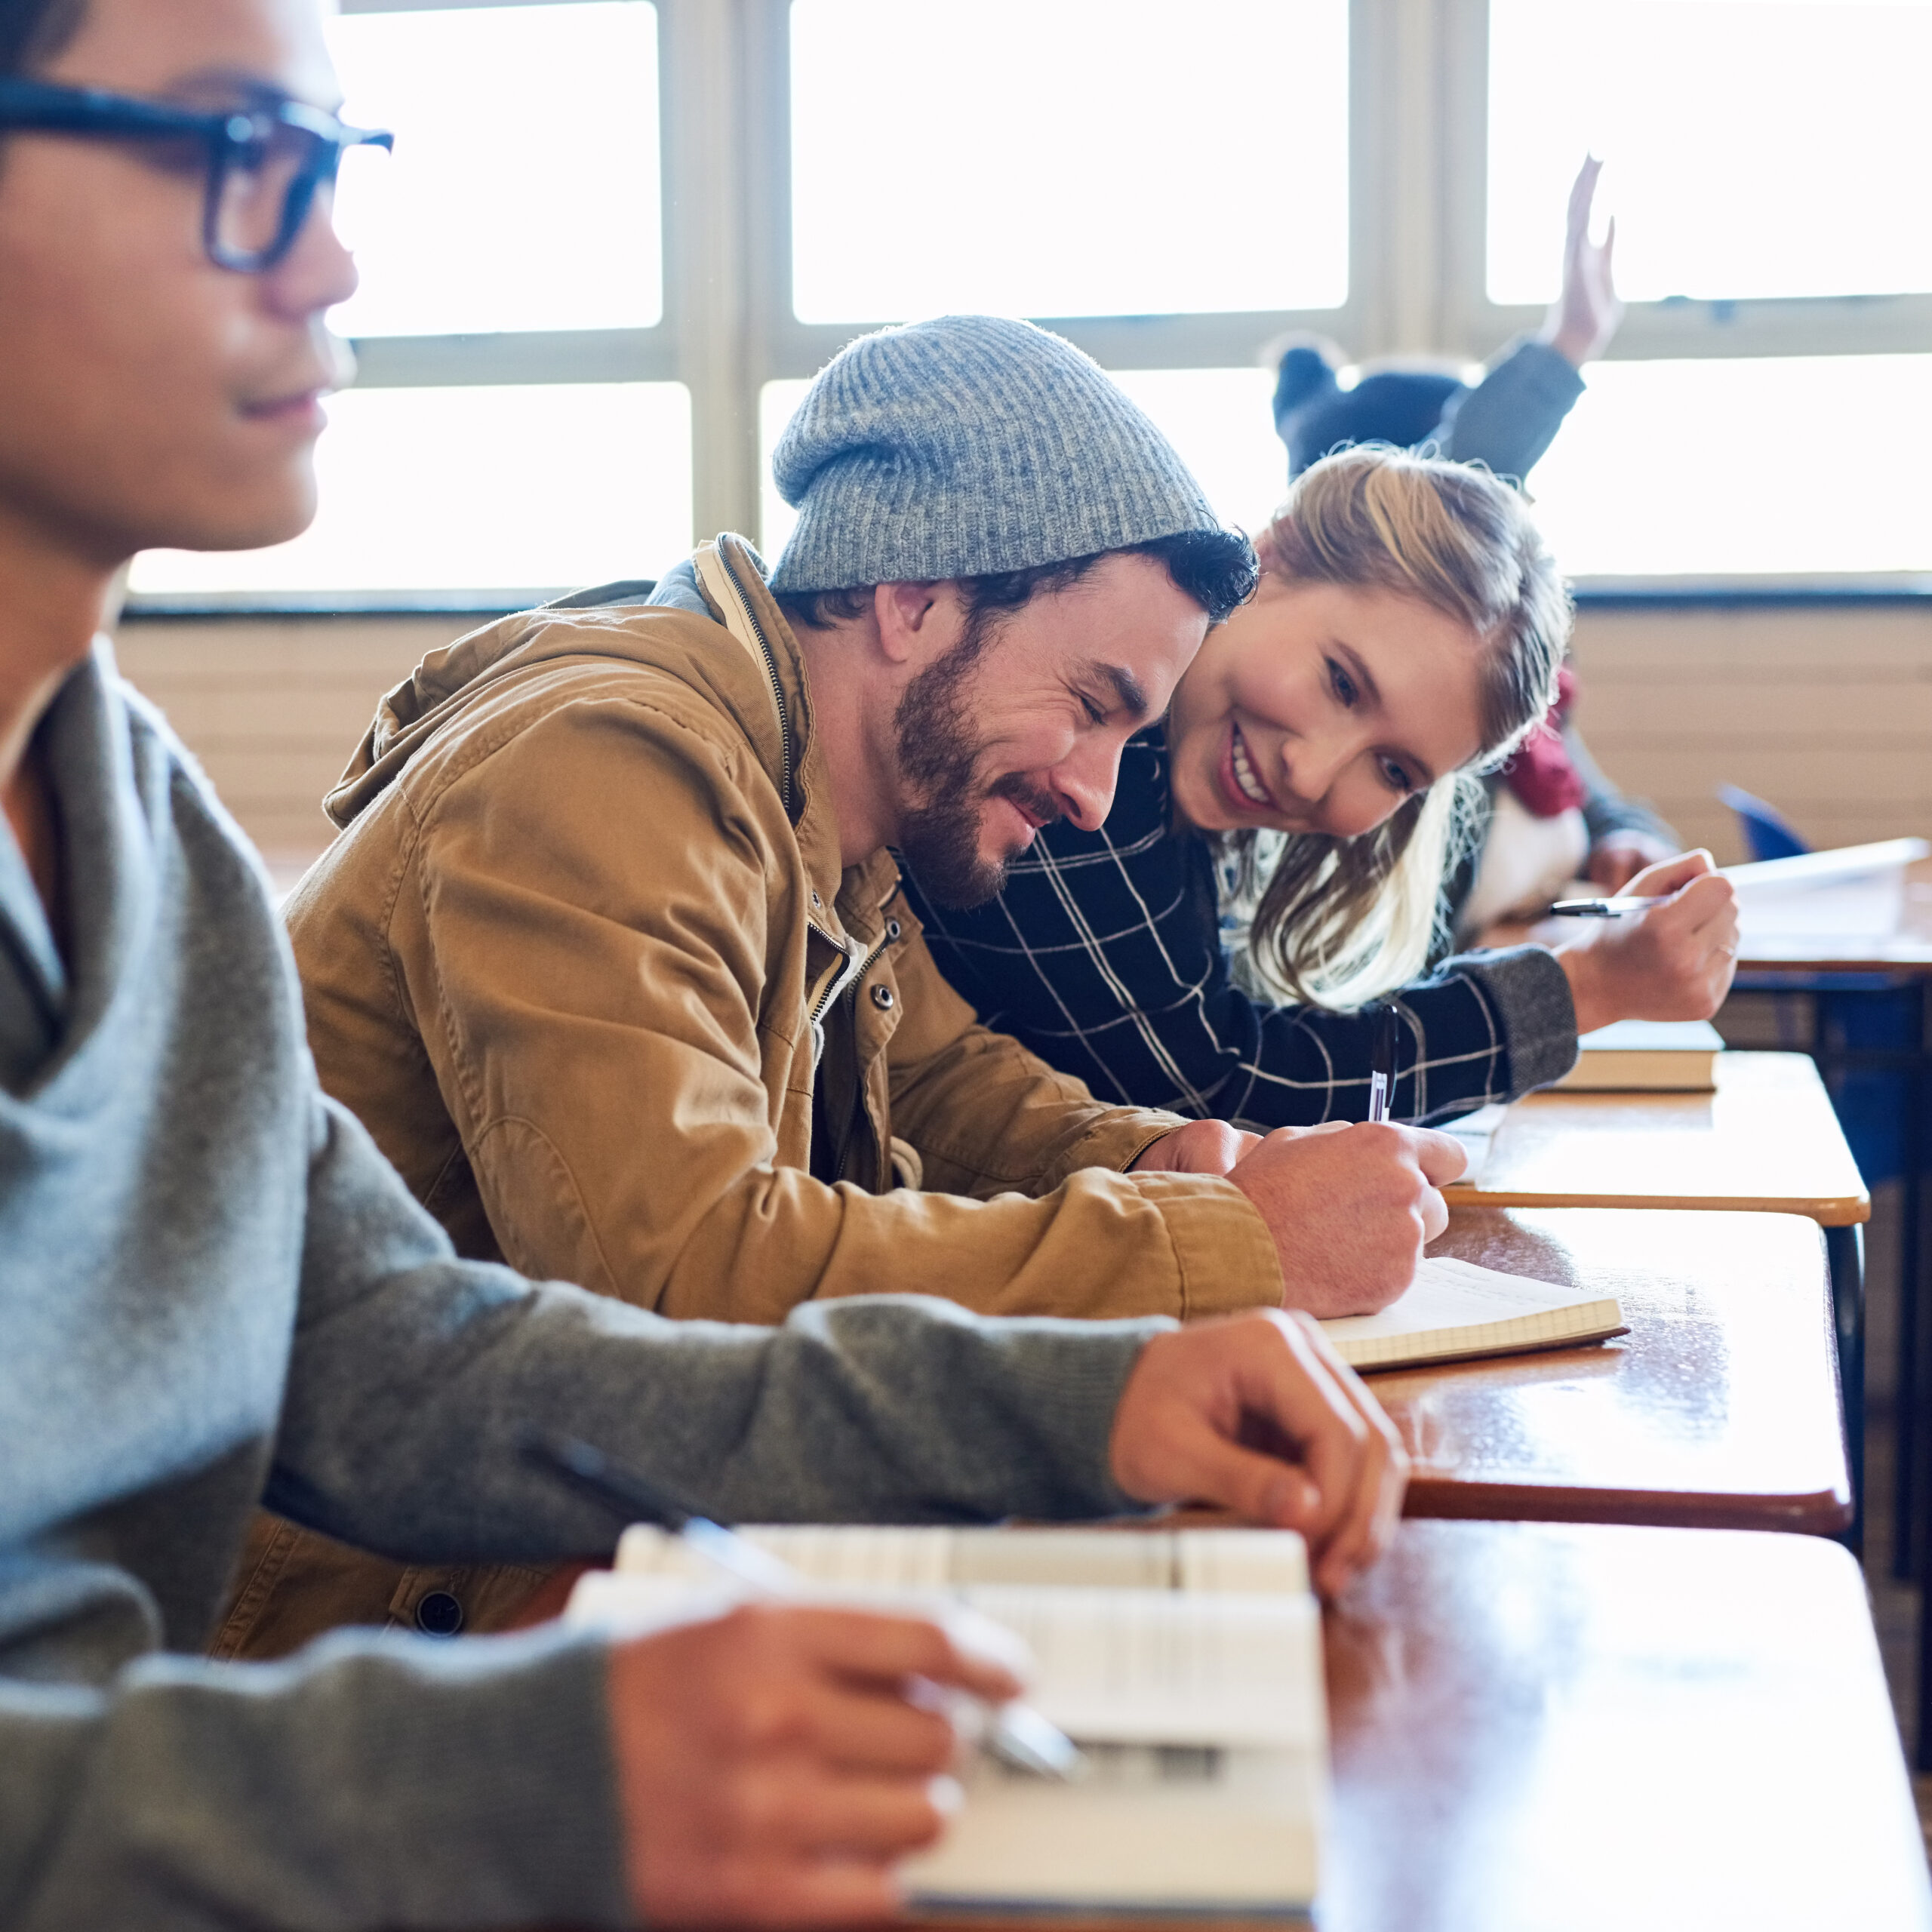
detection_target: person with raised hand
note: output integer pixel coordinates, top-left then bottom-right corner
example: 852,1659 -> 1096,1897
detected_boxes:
0,0 -> 1414,1922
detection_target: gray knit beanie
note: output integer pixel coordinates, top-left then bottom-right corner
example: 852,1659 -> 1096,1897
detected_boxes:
769,314 -> 1226,593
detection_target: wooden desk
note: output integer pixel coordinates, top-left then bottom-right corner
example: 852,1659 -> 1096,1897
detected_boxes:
1442,1051 -> 1867,1223
1318,1520 -> 1930,1932
1380,1208 -> 1850,1534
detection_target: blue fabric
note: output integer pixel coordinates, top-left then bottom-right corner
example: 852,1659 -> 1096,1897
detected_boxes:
770,315 -> 1227,592
906,726 -> 1580,1128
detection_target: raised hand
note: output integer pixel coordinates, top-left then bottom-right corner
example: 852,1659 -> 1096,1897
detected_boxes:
1539,154 -> 1624,368
1225,1121 -> 1467,1317
1109,1308 -> 1409,1598
609,1603 -> 1021,1926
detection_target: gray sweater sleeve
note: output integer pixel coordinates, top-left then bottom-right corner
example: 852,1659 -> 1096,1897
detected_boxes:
1438,338 -> 1586,483
4,1096 -> 1158,1932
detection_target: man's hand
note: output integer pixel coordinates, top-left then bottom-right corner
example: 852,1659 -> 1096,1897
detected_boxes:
1587,828 -> 1675,894
1537,154 -> 1623,368
1109,1309 -> 1408,1598
609,1603 -> 1020,1927
1556,848 -> 1740,1035
1131,1118 -> 1262,1177
1225,1121 -> 1466,1316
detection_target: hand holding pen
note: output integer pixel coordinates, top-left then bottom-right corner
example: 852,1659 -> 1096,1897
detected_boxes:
523,1435 -> 1060,1927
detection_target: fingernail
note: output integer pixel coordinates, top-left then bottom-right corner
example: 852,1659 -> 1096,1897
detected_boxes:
928,1774 -> 966,1817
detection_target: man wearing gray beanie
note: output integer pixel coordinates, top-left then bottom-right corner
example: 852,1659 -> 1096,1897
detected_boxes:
242,315 -> 1463,1650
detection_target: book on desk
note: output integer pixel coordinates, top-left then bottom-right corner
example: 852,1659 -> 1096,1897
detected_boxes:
569,1524 -> 1327,1915
1552,1017 -> 1726,1092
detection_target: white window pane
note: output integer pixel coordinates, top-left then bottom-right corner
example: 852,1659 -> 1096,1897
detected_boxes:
1104,368 -> 1284,536
760,368 -> 1281,568
1489,2 -> 1932,304
1526,355 -> 1932,577
131,383 -> 692,595
326,3 -> 661,338
790,0 -> 1347,325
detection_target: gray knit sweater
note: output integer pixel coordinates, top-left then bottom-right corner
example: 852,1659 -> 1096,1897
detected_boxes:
0,646 -> 1161,1930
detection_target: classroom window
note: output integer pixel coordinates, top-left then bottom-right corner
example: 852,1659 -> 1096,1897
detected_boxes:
787,0 -> 1349,324
328,2 -> 662,338
130,384 -> 693,600
1487,1 -> 1932,305
1525,355 -> 1932,577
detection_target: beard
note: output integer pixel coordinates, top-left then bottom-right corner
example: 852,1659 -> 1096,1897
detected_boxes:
892,619 -> 1060,909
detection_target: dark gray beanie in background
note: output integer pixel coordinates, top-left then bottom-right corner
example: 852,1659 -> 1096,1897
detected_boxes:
768,314 -> 1227,594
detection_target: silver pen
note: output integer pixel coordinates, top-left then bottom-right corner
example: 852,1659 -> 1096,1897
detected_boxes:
524,1432 -> 1085,1781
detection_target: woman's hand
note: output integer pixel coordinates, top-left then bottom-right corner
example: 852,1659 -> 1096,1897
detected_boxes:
1539,155 -> 1624,368
1555,849 -> 1740,1035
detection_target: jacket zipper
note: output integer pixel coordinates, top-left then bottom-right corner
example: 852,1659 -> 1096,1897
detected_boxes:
712,540 -> 795,819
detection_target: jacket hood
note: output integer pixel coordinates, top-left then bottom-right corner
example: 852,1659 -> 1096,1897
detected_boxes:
323,537 -> 792,830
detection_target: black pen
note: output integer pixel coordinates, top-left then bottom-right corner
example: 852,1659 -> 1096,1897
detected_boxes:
1547,896 -> 1653,918
522,1432 -> 1085,1782
1367,1002 -> 1398,1123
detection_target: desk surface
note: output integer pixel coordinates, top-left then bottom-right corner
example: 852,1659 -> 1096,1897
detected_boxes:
1737,853 -> 1932,974
1442,1050 -> 1869,1224
1318,1519 -> 1930,1932
1383,1208 -> 1850,1533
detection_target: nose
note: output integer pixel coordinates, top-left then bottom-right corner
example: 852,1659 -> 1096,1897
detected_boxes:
1278,731 -> 1352,816
264,186 -> 360,323
1050,732 -> 1125,834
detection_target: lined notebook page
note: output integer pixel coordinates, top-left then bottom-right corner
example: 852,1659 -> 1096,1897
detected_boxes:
1320,1254 -> 1626,1371
957,1586 -> 1322,1749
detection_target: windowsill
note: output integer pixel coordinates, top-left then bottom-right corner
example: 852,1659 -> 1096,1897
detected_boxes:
117,575 -> 1932,622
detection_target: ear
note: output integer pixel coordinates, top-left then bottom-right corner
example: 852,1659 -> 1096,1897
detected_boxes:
873,580 -> 949,667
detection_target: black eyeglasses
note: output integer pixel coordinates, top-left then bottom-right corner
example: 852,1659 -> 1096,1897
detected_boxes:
0,78 -> 392,273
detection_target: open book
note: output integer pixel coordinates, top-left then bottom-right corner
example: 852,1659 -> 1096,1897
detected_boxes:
1320,1254 -> 1626,1371
571,1525 -> 1324,1915
1553,1017 -> 1726,1092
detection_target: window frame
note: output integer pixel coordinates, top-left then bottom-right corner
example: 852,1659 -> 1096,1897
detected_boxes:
122,0 -> 1932,617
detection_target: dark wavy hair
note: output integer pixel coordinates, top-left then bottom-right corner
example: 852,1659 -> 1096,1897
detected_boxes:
1,0 -> 84,75
776,526 -> 1260,640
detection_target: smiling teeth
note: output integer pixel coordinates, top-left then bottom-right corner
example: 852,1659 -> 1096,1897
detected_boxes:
1230,728 -> 1271,806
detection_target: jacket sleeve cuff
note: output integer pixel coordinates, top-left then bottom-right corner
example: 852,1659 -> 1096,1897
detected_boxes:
1051,1107 -> 1192,1185
1130,1172 -> 1285,1318
1450,943 -> 1580,1094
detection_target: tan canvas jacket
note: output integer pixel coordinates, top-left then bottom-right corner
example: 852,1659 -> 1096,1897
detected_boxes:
217,535 -> 1281,1658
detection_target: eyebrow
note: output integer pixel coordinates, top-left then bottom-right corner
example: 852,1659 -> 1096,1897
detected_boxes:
1091,663 -> 1152,724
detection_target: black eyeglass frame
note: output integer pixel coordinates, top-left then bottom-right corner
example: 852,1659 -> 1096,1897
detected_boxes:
0,78 -> 392,273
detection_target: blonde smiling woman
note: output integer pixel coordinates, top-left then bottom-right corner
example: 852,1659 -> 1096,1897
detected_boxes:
910,444 -> 1740,1127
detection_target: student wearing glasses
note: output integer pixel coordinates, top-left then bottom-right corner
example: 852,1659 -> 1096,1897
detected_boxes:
0,1 -> 1405,1924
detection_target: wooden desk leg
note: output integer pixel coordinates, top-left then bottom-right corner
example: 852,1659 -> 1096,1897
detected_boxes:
1826,1221 -> 1865,1558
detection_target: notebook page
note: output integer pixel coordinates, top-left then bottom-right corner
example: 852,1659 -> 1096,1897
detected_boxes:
1321,1254 -> 1624,1370
959,1586 -> 1323,1749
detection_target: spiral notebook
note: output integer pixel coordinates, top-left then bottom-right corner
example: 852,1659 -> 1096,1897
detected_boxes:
1319,1254 -> 1626,1371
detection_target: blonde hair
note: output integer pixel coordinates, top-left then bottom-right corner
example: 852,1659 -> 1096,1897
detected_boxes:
1226,445 -> 1571,1011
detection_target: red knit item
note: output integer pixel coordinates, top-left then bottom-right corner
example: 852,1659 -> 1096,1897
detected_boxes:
1503,664 -> 1586,817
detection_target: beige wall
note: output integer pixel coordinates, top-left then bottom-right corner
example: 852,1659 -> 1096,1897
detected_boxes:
113,599 -> 1932,883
